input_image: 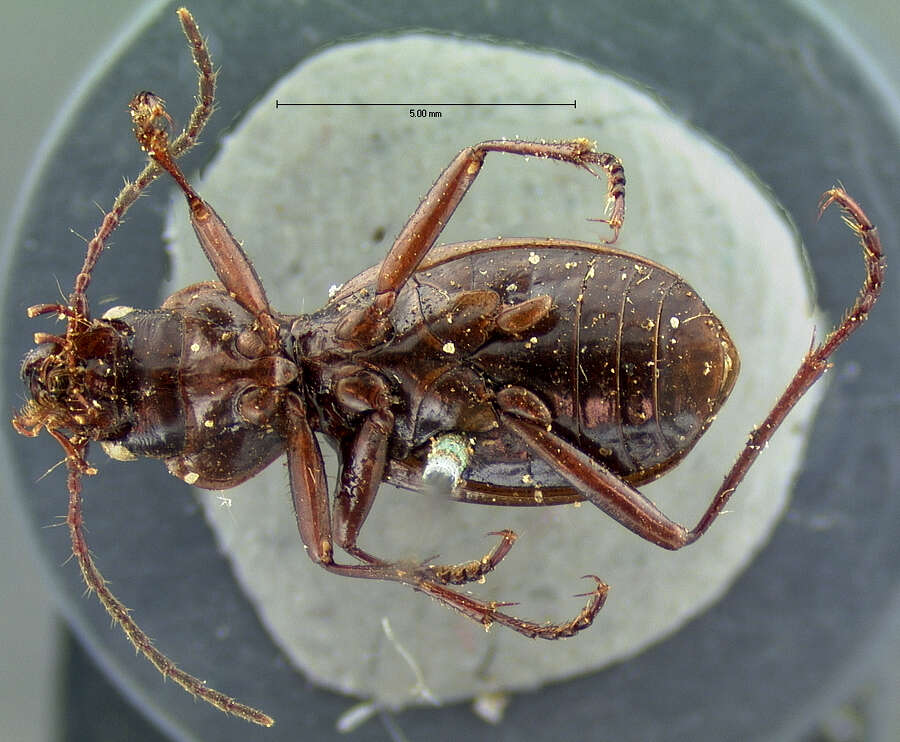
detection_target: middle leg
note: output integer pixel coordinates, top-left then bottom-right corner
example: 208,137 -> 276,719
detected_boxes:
284,393 -> 606,637
337,139 -> 626,347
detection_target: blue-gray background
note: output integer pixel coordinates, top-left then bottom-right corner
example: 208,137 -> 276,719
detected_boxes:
0,2 -> 896,740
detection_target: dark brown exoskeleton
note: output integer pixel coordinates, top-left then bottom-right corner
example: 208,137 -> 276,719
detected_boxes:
13,9 -> 886,727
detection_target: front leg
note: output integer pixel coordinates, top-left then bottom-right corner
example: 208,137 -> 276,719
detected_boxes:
129,91 -> 279,343
337,139 -> 626,346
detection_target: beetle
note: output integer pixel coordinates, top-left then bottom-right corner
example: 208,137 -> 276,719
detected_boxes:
13,8 -> 885,727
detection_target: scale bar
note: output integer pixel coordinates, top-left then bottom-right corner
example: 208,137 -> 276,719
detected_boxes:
275,99 -> 577,108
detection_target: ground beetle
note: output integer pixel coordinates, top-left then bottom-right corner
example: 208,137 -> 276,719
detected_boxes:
13,8 -> 885,726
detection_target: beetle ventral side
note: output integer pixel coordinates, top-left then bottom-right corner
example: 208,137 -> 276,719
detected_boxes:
314,239 -> 740,509
13,8 -> 884,727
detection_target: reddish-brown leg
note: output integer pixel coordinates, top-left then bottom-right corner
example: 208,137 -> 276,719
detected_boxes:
502,188 -> 885,550
331,411 -> 519,586
69,8 -> 214,321
327,369 -> 518,585
684,188 -> 884,543
337,139 -> 626,347
283,393 -> 607,637
128,91 -> 279,344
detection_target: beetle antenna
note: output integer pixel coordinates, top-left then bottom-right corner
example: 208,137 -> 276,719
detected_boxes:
64,455 -> 274,726
67,8 -> 215,323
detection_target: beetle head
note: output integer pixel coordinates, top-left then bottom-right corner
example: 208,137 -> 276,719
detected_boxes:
14,317 -> 136,450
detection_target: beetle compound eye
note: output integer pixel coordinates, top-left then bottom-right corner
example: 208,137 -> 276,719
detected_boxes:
20,344 -> 53,381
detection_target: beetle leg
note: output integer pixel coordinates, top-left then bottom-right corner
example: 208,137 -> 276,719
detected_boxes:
501,188 -> 885,549
415,574 -> 608,640
66,9 -> 214,321
683,187 -> 886,544
284,394 -> 336,564
500,412 -> 692,549
332,409 -> 392,564
125,11 -> 277,341
335,419 -> 518,586
327,368 -> 397,563
283,389 -> 605,633
337,139 -> 625,346
496,385 -> 689,548
424,530 -> 520,586
330,372 -> 515,586
286,393 -> 606,635
337,434 -> 520,586
128,91 -> 279,344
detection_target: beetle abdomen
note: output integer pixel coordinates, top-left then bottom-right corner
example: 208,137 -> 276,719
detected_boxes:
572,255 -> 739,482
418,240 -> 739,484
321,238 -> 738,488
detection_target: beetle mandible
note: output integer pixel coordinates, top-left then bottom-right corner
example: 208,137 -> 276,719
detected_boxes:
13,8 -> 885,727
